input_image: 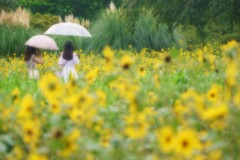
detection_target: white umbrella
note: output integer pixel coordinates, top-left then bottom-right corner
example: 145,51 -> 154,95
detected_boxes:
25,35 -> 58,50
44,22 -> 92,37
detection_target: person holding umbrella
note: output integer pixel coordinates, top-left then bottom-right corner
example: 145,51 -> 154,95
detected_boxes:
24,46 -> 43,79
24,34 -> 59,79
58,41 -> 79,82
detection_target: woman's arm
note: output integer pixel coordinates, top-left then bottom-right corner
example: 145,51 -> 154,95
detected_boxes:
33,56 -> 43,64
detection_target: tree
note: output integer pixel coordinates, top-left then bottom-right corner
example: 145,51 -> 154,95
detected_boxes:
0,0 -> 17,10
17,0 -> 123,19
121,0 -> 240,41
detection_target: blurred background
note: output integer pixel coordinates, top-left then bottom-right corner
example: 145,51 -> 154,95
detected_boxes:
0,0 -> 240,56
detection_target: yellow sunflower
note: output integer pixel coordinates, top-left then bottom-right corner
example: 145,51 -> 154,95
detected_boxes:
157,126 -> 174,153
103,46 -> 114,63
18,94 -> 35,119
202,104 -> 228,121
138,66 -> 146,77
39,73 -> 63,100
120,55 -> 134,70
49,99 -> 61,114
124,112 -> 149,139
174,129 -> 202,157
22,121 -> 40,145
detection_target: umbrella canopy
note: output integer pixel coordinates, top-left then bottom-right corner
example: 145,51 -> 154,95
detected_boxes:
44,22 -> 92,37
25,35 -> 58,50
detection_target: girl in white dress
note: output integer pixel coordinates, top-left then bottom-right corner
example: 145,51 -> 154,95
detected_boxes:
24,46 -> 43,79
58,41 -> 79,82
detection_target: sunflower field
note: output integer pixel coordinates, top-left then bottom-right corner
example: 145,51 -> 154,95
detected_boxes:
0,41 -> 240,160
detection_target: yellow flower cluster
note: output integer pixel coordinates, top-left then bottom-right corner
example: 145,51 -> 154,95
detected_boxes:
0,41 -> 240,159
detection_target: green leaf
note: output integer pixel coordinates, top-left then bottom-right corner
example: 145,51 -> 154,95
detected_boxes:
169,47 -> 179,58
0,143 -> 7,153
50,139 -> 65,150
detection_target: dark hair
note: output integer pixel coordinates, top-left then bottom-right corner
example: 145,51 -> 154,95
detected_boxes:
24,46 -> 36,61
63,41 -> 74,60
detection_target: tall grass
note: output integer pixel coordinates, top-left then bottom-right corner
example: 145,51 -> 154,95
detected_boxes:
86,7 -> 181,52
0,24 -> 39,56
132,10 -> 177,51
133,11 -> 156,50
59,14 -> 90,28
61,14 -> 80,24
0,7 -> 30,28
86,9 -> 131,52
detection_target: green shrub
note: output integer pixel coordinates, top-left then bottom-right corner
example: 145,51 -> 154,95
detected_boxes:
204,21 -> 240,44
30,13 -> 59,31
0,24 -> 39,56
175,25 -> 201,48
86,9 -> 131,52
133,10 -> 156,50
86,8 -> 180,52
0,0 -> 17,11
133,10 -> 177,51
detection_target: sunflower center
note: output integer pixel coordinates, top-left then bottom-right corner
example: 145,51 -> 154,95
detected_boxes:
105,57 -> 111,63
79,96 -> 86,103
54,130 -> 63,139
164,56 -> 171,63
48,83 -> 56,91
203,58 -> 207,63
216,113 -> 225,119
122,63 -> 130,70
12,95 -> 18,101
71,80 -> 76,87
165,136 -> 171,143
26,129 -> 33,136
87,75 -> 93,81
182,140 -> 189,148
26,106 -> 33,112
52,104 -> 57,109
211,93 -> 215,98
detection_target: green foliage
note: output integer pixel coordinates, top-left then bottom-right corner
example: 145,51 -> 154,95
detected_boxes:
2,0 -> 239,53
176,25 -> 201,48
0,0 -> 17,10
133,11 -> 156,50
0,24 -> 39,56
0,25 -> 89,56
17,0 -> 73,16
86,10 -> 131,52
204,21 -> 240,44
122,0 -> 240,44
1,45 -> 240,158
86,9 -> 180,52
17,0 -> 123,19
30,13 -> 59,30
133,10 -> 176,51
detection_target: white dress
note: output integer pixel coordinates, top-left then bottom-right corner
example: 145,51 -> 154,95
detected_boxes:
58,53 -> 80,82
26,54 -> 39,79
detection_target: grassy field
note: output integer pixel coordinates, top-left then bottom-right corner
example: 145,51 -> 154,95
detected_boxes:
0,42 -> 240,160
